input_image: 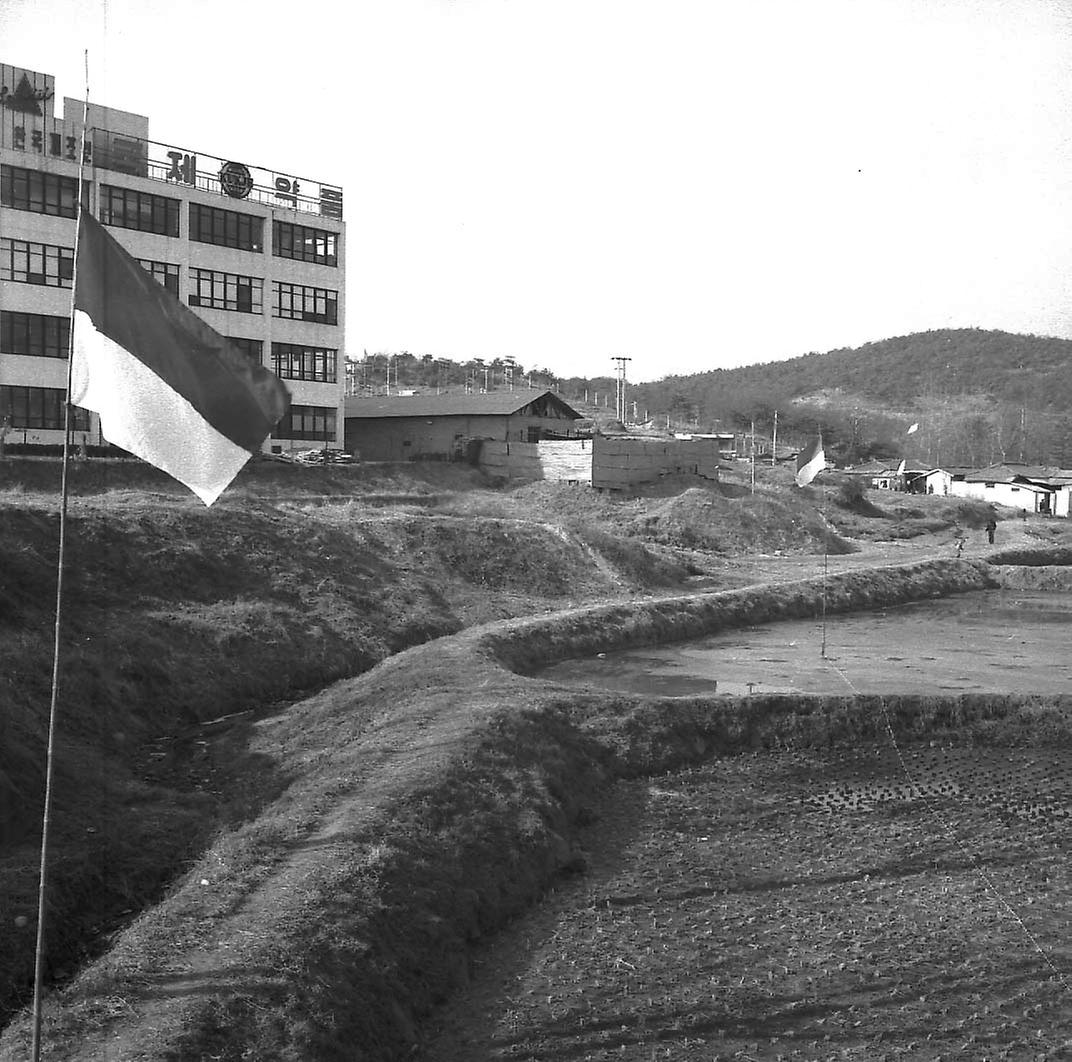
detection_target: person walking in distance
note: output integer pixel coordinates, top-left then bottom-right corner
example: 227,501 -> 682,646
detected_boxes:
952,524 -> 966,558
985,515 -> 997,545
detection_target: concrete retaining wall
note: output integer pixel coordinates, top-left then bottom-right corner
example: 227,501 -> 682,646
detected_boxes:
592,436 -> 721,490
479,439 -> 593,482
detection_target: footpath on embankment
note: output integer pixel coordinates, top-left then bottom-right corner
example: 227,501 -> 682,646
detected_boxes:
6,554 -> 1070,1062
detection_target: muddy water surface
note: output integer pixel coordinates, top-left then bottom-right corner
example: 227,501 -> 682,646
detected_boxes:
542,589 -> 1072,696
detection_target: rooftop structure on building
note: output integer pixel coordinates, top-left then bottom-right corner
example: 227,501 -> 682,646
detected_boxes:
1,62 -> 345,454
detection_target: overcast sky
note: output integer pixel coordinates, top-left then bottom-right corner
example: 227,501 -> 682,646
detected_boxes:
4,0 -> 1072,383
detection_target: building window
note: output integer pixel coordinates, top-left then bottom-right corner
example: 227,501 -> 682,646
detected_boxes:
137,259 -> 180,297
272,220 -> 338,266
189,203 -> 264,252
229,337 -> 264,364
272,404 -> 336,442
0,239 -> 74,287
100,184 -> 180,236
1,311 -> 70,359
272,281 -> 338,324
0,385 -> 91,431
270,342 -> 337,382
189,268 -> 263,314
1,165 -> 88,218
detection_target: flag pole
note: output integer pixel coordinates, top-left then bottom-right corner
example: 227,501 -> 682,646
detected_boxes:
820,474 -> 829,659
31,49 -> 90,1062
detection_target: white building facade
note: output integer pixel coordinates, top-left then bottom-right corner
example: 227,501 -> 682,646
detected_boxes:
0,62 -> 345,454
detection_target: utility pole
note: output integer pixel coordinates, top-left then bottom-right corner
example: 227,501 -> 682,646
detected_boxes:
611,356 -> 632,424
771,410 -> 778,467
750,420 -> 756,494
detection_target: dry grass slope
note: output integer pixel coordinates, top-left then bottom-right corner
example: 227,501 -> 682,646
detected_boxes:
1,457 -> 1070,1060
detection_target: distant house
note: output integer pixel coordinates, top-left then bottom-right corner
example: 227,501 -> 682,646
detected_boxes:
846,460 -> 903,490
343,389 -> 584,462
905,468 -> 954,496
948,464 -> 1072,516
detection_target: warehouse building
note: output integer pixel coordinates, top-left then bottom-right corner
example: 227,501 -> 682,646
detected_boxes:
344,389 -> 583,462
0,61 -> 345,454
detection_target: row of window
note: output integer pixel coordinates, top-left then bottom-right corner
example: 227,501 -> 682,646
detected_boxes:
272,404 -> 336,442
0,311 -> 338,382
0,240 -> 339,323
0,167 -> 89,218
0,386 -> 91,431
0,385 -> 334,441
2,167 -> 339,265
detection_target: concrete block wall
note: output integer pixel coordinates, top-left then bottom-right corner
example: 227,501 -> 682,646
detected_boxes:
479,439 -> 593,482
592,436 -> 720,490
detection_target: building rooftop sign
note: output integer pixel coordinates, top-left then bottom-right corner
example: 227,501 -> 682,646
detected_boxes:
0,62 -> 342,220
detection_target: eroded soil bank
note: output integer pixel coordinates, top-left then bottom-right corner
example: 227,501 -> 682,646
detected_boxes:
4,555 -> 1057,1062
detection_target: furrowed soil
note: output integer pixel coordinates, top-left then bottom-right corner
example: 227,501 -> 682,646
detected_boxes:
2,455 -> 1071,1061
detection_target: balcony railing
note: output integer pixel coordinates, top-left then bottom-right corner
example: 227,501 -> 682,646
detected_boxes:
90,129 -> 342,220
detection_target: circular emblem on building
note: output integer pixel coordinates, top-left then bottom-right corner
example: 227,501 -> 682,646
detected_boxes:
218,161 -> 253,199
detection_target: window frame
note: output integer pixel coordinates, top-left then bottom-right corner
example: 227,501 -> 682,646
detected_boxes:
270,342 -> 338,383
100,184 -> 180,236
189,268 -> 264,314
0,238 -> 75,287
0,311 -> 71,359
272,220 -> 338,266
271,403 -> 337,442
0,385 -> 91,431
271,281 -> 338,324
189,202 -> 265,252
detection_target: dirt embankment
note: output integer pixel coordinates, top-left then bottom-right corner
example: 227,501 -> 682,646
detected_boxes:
0,472 -> 694,1032
2,460 -> 1070,1061
0,554 -> 1016,1062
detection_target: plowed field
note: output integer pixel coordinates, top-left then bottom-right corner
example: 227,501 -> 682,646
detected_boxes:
424,745 -> 1072,1061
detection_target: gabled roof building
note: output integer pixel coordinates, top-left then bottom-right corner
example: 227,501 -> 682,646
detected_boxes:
343,389 -> 583,462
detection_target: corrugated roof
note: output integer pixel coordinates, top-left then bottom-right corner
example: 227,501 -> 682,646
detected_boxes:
343,389 -> 581,420
963,464 -> 1062,483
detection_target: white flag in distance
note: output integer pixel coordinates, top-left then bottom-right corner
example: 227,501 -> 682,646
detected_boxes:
795,435 -> 825,487
907,422 -> 919,434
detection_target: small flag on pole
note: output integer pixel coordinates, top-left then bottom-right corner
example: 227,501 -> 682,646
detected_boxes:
71,212 -> 289,505
795,435 -> 825,487
907,422 -> 919,434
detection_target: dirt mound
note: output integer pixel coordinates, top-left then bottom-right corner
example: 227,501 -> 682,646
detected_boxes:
628,485 -> 856,555
0,456 -> 491,500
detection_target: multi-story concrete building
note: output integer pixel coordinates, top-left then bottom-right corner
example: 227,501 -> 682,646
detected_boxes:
0,62 -> 345,454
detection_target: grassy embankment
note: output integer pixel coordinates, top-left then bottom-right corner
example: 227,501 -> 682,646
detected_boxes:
9,549 -> 1057,1062
1,455 -> 1067,1060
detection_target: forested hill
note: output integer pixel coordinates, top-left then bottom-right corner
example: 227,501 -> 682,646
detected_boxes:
633,329 -> 1072,421
626,328 -> 1072,466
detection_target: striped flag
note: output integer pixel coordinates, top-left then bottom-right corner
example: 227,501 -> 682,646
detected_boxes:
795,435 -> 825,487
71,212 -> 289,505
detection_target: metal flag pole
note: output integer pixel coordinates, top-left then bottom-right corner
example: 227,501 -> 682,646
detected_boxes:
31,49 -> 90,1062
820,476 -> 829,659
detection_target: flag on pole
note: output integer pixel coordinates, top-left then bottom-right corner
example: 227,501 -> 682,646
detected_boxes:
71,212 -> 290,506
795,435 -> 825,487
907,422 -> 919,434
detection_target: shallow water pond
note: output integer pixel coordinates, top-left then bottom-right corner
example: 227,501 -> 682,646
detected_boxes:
541,589 -> 1072,696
